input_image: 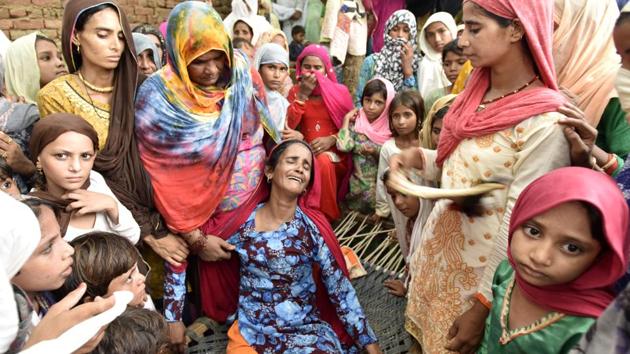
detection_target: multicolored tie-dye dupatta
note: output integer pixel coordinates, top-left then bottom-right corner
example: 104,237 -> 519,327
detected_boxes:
135,1 -> 279,233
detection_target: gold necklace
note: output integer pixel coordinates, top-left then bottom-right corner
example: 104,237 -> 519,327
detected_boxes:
478,75 -> 539,110
77,71 -> 114,93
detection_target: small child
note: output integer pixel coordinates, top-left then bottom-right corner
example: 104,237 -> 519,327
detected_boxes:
337,77 -> 395,215
29,114 -> 140,244
0,157 -> 20,196
289,25 -> 306,62
233,37 -> 256,64
375,90 -> 424,221
424,39 -> 465,112
91,307 -> 170,354
478,167 -> 629,354
614,8 -> 630,114
381,169 -> 420,297
61,231 -> 149,308
421,94 -> 456,150
13,198 -> 75,322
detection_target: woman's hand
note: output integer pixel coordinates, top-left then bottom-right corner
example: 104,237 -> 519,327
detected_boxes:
167,321 -> 187,354
383,279 -> 406,297
310,136 -> 336,155
444,299 -> 489,354
282,127 -> 304,141
298,72 -> 318,99
557,103 -> 598,168
365,343 -> 383,354
198,234 -> 235,262
25,283 -> 115,350
64,190 -> 119,224
389,147 -> 424,173
145,233 -> 190,267
0,131 -> 36,176
401,42 -> 414,78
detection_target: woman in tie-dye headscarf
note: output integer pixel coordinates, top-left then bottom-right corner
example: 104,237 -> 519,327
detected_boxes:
135,0 -> 280,327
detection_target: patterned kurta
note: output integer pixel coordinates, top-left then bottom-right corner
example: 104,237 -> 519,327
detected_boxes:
227,205 -> 377,353
405,113 -> 570,353
480,261 -> 594,354
336,125 -> 381,214
37,74 -> 110,149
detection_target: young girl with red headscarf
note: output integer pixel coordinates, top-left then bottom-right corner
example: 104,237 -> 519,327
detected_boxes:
392,0 -> 572,352
478,167 -> 629,353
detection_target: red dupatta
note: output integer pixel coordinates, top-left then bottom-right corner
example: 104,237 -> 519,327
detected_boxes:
508,167 -> 629,317
436,0 -> 566,166
295,45 -> 354,200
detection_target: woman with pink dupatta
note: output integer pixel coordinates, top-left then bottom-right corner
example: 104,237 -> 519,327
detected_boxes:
336,77 -> 395,214
287,45 -> 354,222
391,0 -> 571,352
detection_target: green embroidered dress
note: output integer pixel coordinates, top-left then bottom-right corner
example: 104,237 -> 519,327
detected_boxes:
478,260 -> 595,354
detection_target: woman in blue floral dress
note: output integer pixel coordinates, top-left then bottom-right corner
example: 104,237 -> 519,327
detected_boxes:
226,140 -> 381,354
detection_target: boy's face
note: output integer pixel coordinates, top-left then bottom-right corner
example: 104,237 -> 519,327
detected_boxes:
293,32 -> 305,44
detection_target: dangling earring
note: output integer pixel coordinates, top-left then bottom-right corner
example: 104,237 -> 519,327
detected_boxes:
77,43 -> 81,54
266,175 -> 272,183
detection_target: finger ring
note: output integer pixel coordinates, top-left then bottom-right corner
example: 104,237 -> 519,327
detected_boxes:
1,152 -> 7,160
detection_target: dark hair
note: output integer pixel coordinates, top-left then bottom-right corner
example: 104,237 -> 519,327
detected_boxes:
266,140 -> 314,187
361,79 -> 388,104
442,39 -> 464,61
234,20 -> 253,35
21,197 -> 60,219
433,105 -> 450,122
75,4 -> 116,32
388,90 -> 424,137
472,3 -> 512,28
60,232 -> 141,301
582,202 -> 605,247
381,169 -> 390,183
616,12 -> 630,27
91,307 -> 168,354
292,25 -> 305,36
35,34 -> 57,47
0,157 -> 13,180
232,37 -> 253,49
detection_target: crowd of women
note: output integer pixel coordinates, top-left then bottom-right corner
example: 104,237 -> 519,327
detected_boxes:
1,0 -> 630,353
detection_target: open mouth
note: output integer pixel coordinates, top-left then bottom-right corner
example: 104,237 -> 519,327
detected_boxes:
288,176 -> 303,184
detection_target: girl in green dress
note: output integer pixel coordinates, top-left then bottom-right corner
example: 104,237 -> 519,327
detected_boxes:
479,167 -> 629,354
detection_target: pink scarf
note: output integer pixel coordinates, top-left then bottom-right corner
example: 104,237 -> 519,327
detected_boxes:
295,44 -> 354,128
353,77 -> 395,145
508,167 -> 629,317
436,0 -> 566,166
